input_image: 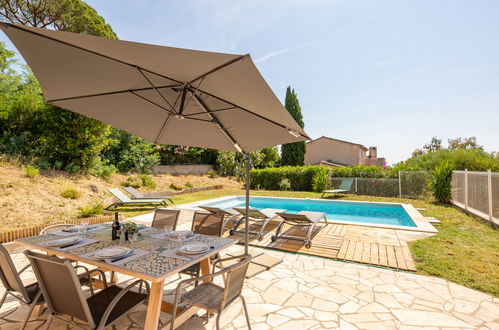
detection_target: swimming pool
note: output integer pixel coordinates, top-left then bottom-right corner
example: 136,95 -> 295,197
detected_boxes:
201,196 -> 417,227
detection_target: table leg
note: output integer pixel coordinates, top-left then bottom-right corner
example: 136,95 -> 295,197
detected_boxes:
199,258 -> 211,282
144,279 -> 165,330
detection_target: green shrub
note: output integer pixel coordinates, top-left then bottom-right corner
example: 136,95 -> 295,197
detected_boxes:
278,178 -> 291,191
25,165 -> 39,178
123,174 -> 156,189
138,174 -> 156,189
312,167 -> 330,192
60,188 -> 80,199
185,181 -> 194,188
89,159 -> 117,179
431,161 -> 454,203
78,203 -> 103,218
123,176 -> 142,188
169,183 -> 182,191
207,169 -> 218,179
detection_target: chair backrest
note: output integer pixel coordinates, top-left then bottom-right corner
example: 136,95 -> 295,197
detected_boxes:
123,186 -> 144,198
39,224 -> 74,235
222,257 -> 251,308
198,206 -> 234,217
151,208 -> 180,230
191,212 -> 224,237
24,250 -> 95,327
275,212 -> 312,224
340,178 -> 354,191
0,244 -> 30,301
108,188 -> 132,202
233,207 -> 267,219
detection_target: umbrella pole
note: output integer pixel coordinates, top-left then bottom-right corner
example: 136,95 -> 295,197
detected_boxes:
245,152 -> 251,256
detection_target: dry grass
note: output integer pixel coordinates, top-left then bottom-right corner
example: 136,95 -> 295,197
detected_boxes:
0,163 -> 241,230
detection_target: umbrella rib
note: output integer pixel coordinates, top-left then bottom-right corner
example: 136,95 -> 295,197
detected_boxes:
128,91 -> 178,116
188,87 -> 309,139
135,67 -> 176,113
188,54 -> 247,85
188,91 -> 244,153
183,106 -> 237,117
2,23 -> 184,85
46,84 -> 181,103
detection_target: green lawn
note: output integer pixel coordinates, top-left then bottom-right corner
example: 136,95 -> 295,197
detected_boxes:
117,189 -> 499,297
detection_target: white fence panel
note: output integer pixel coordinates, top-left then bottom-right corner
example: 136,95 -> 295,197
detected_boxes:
451,170 -> 499,226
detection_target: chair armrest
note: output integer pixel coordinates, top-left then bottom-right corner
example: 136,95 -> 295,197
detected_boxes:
212,254 -> 253,272
98,279 -> 150,329
17,264 -> 30,275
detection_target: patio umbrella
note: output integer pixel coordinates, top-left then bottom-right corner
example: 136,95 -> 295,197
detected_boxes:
0,23 -> 309,254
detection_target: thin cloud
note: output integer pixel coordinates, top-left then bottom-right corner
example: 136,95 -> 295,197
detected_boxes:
255,41 -> 317,63
371,59 -> 403,67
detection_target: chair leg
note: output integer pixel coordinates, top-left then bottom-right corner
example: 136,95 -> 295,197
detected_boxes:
20,291 -> 42,330
240,296 -> 251,330
0,290 -> 8,309
257,218 -> 272,240
215,311 -> 222,330
44,314 -> 53,330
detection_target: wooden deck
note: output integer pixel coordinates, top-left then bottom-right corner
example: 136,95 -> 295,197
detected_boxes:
223,221 -> 431,272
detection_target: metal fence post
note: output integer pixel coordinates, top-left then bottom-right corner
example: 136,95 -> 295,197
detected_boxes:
398,171 -> 402,198
488,169 -> 493,220
355,177 -> 358,194
464,169 -> 468,211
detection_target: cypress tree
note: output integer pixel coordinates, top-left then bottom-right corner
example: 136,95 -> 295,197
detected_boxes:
281,86 -> 306,166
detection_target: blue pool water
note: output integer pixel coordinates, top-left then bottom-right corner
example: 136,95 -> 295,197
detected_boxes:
202,196 -> 417,227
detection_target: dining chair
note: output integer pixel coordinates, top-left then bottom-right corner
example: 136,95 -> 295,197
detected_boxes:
151,208 -> 180,231
180,212 -> 225,284
171,255 -> 252,330
191,211 -> 225,237
39,224 -> 75,235
0,244 -> 45,330
24,250 -> 150,330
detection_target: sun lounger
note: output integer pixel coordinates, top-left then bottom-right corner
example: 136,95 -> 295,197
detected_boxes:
198,205 -> 242,227
105,188 -> 168,210
230,207 -> 285,240
272,211 -> 328,248
123,186 -> 174,204
321,178 -> 354,198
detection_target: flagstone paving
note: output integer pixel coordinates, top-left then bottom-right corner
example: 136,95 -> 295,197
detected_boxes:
1,244 -> 498,329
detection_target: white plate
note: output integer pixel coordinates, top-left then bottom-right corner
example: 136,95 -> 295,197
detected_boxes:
179,243 -> 210,255
167,230 -> 191,238
46,237 -> 81,247
94,247 -> 132,259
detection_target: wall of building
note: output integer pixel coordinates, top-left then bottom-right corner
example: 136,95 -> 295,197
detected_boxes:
305,138 -> 365,166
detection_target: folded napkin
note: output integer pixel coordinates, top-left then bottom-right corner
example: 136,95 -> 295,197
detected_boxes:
41,237 -> 98,250
159,249 -> 195,261
60,238 -> 98,251
80,248 -> 150,266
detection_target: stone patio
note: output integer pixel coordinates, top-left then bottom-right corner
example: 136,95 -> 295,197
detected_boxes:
1,243 -> 498,329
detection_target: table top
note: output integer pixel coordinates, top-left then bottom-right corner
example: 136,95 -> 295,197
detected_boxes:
16,224 -> 238,282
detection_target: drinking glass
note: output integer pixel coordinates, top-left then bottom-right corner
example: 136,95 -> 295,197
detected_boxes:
128,233 -> 138,248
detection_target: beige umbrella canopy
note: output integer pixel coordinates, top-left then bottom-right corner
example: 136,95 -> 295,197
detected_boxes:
1,22 -> 309,253
0,23 -> 308,153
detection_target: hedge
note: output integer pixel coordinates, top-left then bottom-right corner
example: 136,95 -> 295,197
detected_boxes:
250,165 -> 395,191
250,166 -> 327,191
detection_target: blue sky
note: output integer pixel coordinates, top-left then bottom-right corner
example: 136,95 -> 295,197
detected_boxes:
2,0 -> 498,164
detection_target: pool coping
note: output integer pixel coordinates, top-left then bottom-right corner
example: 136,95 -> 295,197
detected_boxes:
175,195 -> 438,234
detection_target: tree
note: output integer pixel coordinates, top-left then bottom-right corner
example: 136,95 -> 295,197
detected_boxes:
0,0 -> 116,38
281,86 -> 305,166
0,1 -> 117,172
448,137 -> 483,150
423,136 -> 443,153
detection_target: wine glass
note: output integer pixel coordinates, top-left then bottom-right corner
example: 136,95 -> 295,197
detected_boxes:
128,233 -> 138,248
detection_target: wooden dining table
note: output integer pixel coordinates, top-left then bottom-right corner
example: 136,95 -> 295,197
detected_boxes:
15,224 -> 238,329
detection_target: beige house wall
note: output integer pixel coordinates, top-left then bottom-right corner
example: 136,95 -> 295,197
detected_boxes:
305,138 -> 366,166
